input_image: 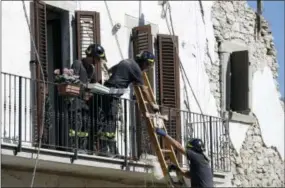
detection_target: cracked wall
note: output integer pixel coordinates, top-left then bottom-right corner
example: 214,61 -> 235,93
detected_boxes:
209,1 -> 282,112
230,122 -> 284,187
210,1 -> 284,187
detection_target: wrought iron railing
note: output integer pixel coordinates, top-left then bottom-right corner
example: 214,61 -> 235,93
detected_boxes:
1,72 -> 230,172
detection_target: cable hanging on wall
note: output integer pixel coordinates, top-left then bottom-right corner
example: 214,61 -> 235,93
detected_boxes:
104,0 -> 124,60
162,2 -> 210,146
104,2 -> 164,187
21,1 -> 47,187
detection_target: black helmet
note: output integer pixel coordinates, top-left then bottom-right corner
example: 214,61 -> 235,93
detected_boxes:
186,138 -> 205,153
135,51 -> 155,66
85,44 -> 107,61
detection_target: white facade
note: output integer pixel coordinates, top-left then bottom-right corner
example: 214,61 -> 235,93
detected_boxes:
1,0 -> 284,181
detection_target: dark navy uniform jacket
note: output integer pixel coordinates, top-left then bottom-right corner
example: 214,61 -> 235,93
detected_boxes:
186,149 -> 214,188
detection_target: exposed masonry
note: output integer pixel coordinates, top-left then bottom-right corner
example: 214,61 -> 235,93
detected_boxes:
207,1 -> 285,187
207,1 -> 282,113
230,122 -> 284,187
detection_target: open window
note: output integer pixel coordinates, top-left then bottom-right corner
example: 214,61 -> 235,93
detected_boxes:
31,1 -> 102,146
226,50 -> 251,114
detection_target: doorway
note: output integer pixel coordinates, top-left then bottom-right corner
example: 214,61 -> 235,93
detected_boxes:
45,5 -> 69,148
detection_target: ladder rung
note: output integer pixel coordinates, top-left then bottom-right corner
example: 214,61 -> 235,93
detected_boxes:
146,112 -> 169,121
161,149 -> 172,153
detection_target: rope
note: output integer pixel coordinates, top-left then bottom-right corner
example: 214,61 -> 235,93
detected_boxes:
163,2 -> 209,146
21,1 -> 46,187
104,1 -> 124,60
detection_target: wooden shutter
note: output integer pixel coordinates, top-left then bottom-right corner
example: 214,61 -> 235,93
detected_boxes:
132,25 -> 154,155
75,11 -> 101,82
132,25 -> 154,88
156,34 -> 181,142
230,51 -> 249,113
33,0 -> 48,144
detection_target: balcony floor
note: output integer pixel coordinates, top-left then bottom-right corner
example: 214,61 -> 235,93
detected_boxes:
1,143 -> 165,186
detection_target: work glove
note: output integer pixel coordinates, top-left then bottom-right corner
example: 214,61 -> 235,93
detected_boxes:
156,128 -> 167,137
151,103 -> 160,112
168,164 -> 178,172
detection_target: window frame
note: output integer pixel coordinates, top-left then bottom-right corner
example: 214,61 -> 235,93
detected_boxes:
219,41 -> 255,124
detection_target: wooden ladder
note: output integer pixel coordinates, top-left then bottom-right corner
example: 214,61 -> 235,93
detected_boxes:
134,73 -> 188,187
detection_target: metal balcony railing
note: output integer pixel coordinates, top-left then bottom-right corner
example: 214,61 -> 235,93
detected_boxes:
1,72 -> 230,172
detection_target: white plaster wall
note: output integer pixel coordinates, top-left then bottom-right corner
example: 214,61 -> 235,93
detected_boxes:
1,1 -> 32,145
229,122 -> 250,153
228,67 -> 284,161
2,1 -> 31,77
252,66 -> 285,159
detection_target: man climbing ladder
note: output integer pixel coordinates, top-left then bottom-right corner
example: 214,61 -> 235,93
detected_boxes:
134,68 -> 214,187
134,72 -> 189,188
155,128 -> 214,188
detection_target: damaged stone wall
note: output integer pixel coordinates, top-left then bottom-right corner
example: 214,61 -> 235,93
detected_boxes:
208,1 -> 284,187
230,122 -> 284,187
207,1 -> 282,112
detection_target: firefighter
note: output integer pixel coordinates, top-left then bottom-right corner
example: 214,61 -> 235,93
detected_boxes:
155,128 -> 214,188
104,50 -> 158,109
100,51 -> 159,156
71,43 -> 107,84
70,44 -> 107,153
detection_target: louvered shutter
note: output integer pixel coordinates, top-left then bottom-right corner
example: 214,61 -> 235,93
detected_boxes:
230,51 -> 249,112
156,34 -> 181,142
75,11 -> 101,82
33,0 -> 48,144
132,25 -> 154,88
132,25 -> 154,155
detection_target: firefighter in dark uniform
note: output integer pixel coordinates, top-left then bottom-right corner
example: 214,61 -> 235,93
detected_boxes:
101,51 -> 158,156
71,44 -> 107,152
155,128 -> 214,188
